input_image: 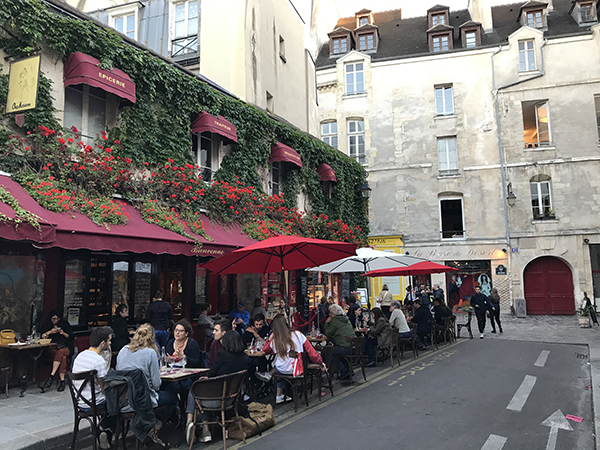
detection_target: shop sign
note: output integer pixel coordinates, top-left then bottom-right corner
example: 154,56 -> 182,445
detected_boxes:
496,265 -> 507,275
6,55 -> 41,114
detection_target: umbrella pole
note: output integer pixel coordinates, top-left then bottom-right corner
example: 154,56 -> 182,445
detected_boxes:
365,269 -> 372,310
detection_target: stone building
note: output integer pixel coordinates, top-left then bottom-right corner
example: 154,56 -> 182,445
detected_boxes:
315,0 -> 600,313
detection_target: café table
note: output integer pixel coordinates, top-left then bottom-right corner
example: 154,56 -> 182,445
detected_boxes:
159,367 -> 208,381
0,342 -> 56,397
453,309 -> 474,339
306,335 -> 329,343
354,328 -> 369,335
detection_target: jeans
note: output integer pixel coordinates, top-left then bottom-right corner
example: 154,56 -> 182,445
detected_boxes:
331,345 -> 352,375
475,311 -> 487,333
398,331 -> 412,339
154,330 -> 169,349
489,307 -> 501,331
79,401 -> 116,434
363,337 -> 378,363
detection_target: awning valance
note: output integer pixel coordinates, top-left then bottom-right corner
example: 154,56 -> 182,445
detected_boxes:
317,163 -> 337,182
269,143 -> 302,168
64,52 -> 136,104
192,112 -> 238,143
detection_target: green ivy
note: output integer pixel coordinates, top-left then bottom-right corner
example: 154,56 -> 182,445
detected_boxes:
0,0 -> 369,240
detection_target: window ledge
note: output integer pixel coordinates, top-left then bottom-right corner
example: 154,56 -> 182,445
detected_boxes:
434,114 -> 456,120
532,216 -> 557,222
441,237 -> 466,241
437,172 -> 461,179
524,145 -> 555,151
342,92 -> 367,99
519,70 -> 540,76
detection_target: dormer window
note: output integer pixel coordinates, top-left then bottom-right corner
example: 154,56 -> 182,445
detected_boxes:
432,34 -> 450,52
460,22 -> 481,49
358,33 -> 374,50
432,13 -> 446,26
581,3 -> 594,21
519,2 -> 548,29
359,16 -> 369,26
355,8 -> 373,28
328,28 -> 353,56
427,5 -> 450,28
333,37 -> 348,54
527,10 -> 543,28
571,1 -> 597,24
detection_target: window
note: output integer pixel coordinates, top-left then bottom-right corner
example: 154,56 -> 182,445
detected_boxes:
172,0 -> 198,56
64,85 -> 106,144
192,132 -> 213,182
332,37 -> 348,54
581,3 -> 594,22
440,198 -> 465,240
519,40 -> 535,72
437,137 -> 458,173
522,101 -> 551,147
114,13 -> 136,39
345,62 -> 364,95
348,120 -> 366,164
594,95 -> 600,140
530,176 -> 553,219
527,11 -> 543,28
279,35 -> 286,62
432,14 -> 446,26
432,35 -> 449,52
359,16 -> 369,26
270,162 -> 281,196
465,31 -> 477,48
321,122 -> 338,149
435,86 -> 454,116
358,34 -> 374,51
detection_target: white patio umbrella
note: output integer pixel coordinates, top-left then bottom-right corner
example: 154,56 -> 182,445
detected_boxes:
307,247 -> 426,308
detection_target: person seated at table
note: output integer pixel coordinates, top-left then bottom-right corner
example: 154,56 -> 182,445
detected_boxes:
185,330 -> 249,444
324,304 -> 355,380
111,304 -> 131,352
197,302 -> 214,338
410,300 -> 433,349
229,302 -> 250,334
242,314 -> 271,348
433,297 -> 453,328
250,298 -> 267,319
363,307 -> 391,367
208,319 -> 233,367
72,326 -> 115,449
116,324 -> 178,422
317,297 -> 328,333
354,307 -> 368,329
346,295 -> 361,328
165,319 -> 202,368
389,301 -> 412,339
41,309 -> 75,392
262,314 -> 324,404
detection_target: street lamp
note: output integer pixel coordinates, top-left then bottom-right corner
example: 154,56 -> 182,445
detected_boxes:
506,182 -> 516,207
361,181 -> 371,199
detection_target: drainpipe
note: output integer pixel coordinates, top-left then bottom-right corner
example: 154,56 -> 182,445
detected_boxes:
491,38 -> 547,308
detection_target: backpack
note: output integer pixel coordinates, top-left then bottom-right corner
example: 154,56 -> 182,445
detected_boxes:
228,402 -> 274,440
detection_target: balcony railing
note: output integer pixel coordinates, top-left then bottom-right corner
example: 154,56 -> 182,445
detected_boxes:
172,35 -> 198,57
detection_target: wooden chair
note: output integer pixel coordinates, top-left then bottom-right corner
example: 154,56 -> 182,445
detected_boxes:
399,324 -> 419,360
388,327 -> 401,367
306,343 -> 334,400
456,312 -> 474,339
66,370 -> 103,450
188,370 -> 247,450
428,319 -> 439,351
1,366 -> 9,398
272,352 -> 309,412
443,316 -> 456,344
340,336 -> 367,383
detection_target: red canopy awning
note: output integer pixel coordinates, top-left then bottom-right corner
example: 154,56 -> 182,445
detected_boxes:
0,175 -> 254,257
64,52 -> 136,104
317,163 -> 337,182
192,112 -> 238,143
364,261 -> 458,278
270,143 -> 303,168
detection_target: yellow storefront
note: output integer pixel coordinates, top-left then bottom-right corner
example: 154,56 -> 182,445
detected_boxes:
367,235 -> 405,307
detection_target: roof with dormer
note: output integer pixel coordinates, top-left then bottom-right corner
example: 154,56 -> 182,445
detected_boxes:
427,23 -> 454,33
355,8 -> 372,15
427,4 -> 450,13
459,20 -> 482,29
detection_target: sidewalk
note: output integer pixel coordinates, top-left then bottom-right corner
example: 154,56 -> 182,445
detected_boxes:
3,313 -> 600,450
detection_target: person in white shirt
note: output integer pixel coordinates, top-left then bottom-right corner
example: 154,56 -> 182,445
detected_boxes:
71,326 -> 115,450
389,301 -> 412,339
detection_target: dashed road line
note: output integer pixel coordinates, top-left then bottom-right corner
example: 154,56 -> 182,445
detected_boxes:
534,350 -> 550,367
507,375 -> 537,412
480,434 -> 508,450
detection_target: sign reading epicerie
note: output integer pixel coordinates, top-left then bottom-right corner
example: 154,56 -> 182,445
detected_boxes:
5,55 -> 41,114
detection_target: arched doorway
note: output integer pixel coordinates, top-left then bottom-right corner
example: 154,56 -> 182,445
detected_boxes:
523,256 -> 575,315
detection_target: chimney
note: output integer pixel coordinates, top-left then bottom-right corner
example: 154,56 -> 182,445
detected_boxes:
468,0 -> 493,33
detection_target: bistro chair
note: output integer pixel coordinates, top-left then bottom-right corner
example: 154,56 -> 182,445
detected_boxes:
1,366 -> 10,398
341,336 -> 367,383
443,316 -> 456,344
428,319 -> 439,351
388,327 -> 401,367
399,324 -> 419,360
272,352 -> 309,412
66,370 -> 103,450
306,343 -> 334,400
189,370 -> 247,450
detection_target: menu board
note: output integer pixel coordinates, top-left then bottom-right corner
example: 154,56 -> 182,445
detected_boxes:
134,262 -> 152,320
342,273 -> 351,300
87,257 -> 109,326
111,261 -> 129,315
64,259 -> 86,326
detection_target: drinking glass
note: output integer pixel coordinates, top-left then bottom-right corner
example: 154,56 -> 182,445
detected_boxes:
180,355 -> 187,370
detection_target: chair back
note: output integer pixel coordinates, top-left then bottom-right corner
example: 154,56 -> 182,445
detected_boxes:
190,369 -> 246,412
390,327 -> 399,348
349,336 -> 364,357
320,344 -> 334,368
66,370 -> 98,412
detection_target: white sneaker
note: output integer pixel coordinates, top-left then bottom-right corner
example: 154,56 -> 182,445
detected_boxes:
185,422 -> 194,446
199,432 -> 212,443
98,431 -> 111,450
480,333 -> 484,339
276,395 -> 292,404
256,371 -> 272,382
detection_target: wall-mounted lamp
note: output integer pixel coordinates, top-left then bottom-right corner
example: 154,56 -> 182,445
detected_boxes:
502,248 -> 507,253
507,182 -> 516,207
584,238 -> 590,244
361,181 -> 372,199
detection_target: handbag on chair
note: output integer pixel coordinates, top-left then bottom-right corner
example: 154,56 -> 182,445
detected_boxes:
0,330 -> 16,345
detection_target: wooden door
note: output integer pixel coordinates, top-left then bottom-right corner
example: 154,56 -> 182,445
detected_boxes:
524,256 -> 574,315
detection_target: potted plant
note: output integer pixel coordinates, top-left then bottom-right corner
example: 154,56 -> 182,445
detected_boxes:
577,307 -> 591,328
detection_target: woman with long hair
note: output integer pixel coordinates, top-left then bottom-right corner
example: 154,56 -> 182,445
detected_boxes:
41,309 -> 74,392
111,303 -> 130,352
263,314 -> 323,404
363,307 -> 391,367
489,288 -> 502,333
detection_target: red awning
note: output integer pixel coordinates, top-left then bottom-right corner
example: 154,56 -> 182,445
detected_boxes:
64,52 -> 136,104
0,177 -> 56,244
0,175 -> 254,257
270,143 -> 302,168
192,112 -> 238,143
317,163 -> 337,182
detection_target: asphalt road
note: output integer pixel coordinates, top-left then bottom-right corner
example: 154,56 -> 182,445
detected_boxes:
231,339 -> 594,450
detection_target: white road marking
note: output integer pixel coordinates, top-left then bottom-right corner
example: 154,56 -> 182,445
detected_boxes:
480,434 -> 508,450
507,375 -> 537,412
542,410 -> 573,450
534,350 -> 550,367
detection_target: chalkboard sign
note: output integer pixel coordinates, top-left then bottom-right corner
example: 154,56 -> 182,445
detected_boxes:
134,262 -> 152,320
299,270 -> 309,322
342,273 -> 350,300
495,265 -> 507,275
323,272 -> 329,286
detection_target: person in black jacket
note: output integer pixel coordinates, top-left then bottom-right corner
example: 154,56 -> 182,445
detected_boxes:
111,304 -> 130,352
41,309 -> 74,392
346,294 -> 361,328
410,300 -> 433,349
145,290 -> 173,349
470,285 -> 494,339
165,319 -> 202,368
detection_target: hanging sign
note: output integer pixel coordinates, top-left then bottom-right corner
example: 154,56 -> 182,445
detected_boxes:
5,55 -> 41,114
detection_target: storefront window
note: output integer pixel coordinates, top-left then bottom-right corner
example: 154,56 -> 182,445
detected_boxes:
88,257 -> 110,327
445,260 -> 492,309
112,260 -> 129,315
64,259 -> 86,327
133,261 -> 152,320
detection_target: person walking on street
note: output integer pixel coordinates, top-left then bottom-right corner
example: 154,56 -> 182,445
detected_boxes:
378,284 -> 394,319
145,290 -> 173,349
488,288 -> 503,333
470,285 -> 493,339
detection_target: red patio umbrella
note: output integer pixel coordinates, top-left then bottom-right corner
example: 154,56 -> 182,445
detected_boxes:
364,261 -> 458,278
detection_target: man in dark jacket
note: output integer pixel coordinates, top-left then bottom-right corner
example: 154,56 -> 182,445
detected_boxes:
410,300 -> 433,349
470,285 -> 493,339
432,284 -> 445,307
433,298 -> 453,327
346,295 -> 361,328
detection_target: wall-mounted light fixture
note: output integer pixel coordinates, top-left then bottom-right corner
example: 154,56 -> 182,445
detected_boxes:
507,182 -> 516,207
